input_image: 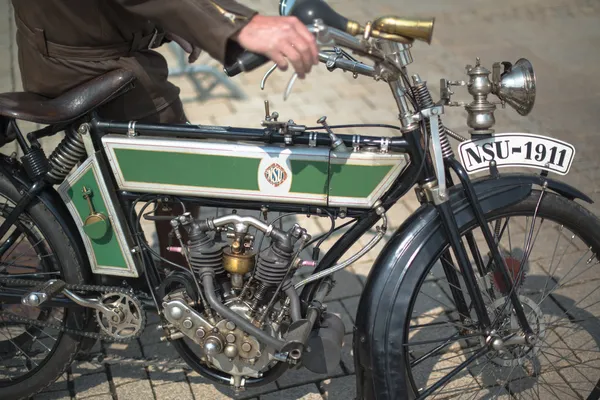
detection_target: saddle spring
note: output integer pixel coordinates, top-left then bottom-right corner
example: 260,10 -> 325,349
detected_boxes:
411,76 -> 454,159
46,127 -> 87,184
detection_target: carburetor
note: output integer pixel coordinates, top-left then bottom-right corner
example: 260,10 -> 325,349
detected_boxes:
222,233 -> 256,290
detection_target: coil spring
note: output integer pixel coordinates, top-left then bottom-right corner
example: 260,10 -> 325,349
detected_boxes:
412,81 -> 454,159
47,128 -> 86,183
22,147 -> 49,180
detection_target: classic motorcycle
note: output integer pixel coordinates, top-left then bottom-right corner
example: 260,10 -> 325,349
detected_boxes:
1,0 -> 598,399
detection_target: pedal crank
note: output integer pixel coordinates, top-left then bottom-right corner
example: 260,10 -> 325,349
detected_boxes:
21,278 -> 66,307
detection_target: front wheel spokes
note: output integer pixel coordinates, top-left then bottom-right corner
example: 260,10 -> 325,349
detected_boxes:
407,205 -> 600,399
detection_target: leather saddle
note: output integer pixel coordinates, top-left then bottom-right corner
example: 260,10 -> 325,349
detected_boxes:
0,69 -> 136,125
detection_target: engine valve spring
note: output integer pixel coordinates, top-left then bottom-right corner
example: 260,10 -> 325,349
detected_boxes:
411,78 -> 454,159
251,282 -> 269,310
47,127 -> 86,183
187,230 -> 225,276
255,245 -> 293,289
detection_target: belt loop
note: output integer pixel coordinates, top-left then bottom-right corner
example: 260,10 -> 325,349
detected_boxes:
129,32 -> 142,56
33,28 -> 49,57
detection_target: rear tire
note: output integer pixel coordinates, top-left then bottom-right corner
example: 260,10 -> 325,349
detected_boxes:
0,172 -> 87,400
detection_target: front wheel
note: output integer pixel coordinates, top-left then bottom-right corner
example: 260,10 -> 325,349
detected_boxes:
380,190 -> 600,399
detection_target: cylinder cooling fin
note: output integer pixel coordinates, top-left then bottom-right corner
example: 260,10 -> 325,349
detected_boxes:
187,228 -> 226,276
254,244 -> 294,289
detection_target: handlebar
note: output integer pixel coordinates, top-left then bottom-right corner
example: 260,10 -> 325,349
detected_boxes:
224,0 -> 357,78
224,52 -> 270,77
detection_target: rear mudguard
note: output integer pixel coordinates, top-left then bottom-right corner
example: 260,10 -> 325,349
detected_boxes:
0,155 -> 91,278
352,172 -> 592,400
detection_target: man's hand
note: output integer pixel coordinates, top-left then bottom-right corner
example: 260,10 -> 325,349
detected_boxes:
233,15 -> 319,79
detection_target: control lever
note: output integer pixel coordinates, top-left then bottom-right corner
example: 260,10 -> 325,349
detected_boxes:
259,62 -> 300,101
318,116 -> 349,152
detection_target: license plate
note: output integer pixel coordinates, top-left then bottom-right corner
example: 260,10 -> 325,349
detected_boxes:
458,133 -> 575,176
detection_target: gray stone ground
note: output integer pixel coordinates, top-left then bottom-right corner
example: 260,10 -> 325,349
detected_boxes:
1,0 -> 600,398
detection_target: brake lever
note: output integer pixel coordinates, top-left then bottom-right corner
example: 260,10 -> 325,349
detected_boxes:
261,63 -> 278,90
284,73 -> 299,101
259,63 -> 298,101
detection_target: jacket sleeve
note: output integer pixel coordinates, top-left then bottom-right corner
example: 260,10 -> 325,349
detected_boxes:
113,0 -> 259,65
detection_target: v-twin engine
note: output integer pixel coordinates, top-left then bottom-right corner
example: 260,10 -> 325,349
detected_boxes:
157,212 -> 345,389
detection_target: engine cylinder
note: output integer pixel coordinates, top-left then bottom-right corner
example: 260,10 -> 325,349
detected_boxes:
187,227 -> 225,276
254,244 -> 293,288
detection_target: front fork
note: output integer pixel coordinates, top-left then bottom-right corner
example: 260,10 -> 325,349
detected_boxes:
414,107 -> 533,336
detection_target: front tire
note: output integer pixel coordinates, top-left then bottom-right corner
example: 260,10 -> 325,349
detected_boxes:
357,190 -> 600,399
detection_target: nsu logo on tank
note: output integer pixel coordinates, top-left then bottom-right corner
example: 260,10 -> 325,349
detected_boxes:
264,163 -> 288,187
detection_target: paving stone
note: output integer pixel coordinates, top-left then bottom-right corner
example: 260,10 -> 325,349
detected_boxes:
276,362 -> 344,389
325,271 -> 363,301
110,363 -> 147,387
72,360 -> 105,376
115,379 -> 154,399
341,296 -> 360,324
320,375 -> 357,400
153,381 -> 194,399
148,366 -> 187,386
261,383 -> 324,400
349,261 -> 373,286
106,340 -> 142,359
72,372 -> 110,399
188,373 -> 278,399
34,391 -> 71,400
42,372 -> 70,392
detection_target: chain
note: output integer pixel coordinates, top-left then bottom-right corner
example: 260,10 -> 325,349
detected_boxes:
0,277 -> 148,343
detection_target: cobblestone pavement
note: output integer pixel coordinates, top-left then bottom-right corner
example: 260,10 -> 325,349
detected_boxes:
1,0 -> 600,399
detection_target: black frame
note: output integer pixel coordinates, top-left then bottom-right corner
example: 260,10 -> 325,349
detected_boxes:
0,112 -> 534,341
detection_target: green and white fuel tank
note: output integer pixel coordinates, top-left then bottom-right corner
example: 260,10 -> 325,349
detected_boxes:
101,135 -> 408,209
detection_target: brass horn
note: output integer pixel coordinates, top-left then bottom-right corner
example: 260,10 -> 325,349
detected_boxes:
347,16 -> 435,44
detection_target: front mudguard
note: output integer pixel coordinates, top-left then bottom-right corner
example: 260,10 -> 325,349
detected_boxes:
352,172 -> 592,400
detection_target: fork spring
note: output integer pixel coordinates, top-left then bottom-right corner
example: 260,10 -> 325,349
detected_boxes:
412,81 -> 454,159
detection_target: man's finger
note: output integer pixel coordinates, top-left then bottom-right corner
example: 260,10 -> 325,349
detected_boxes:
281,43 -> 306,79
293,21 -> 319,65
269,52 -> 289,72
290,38 -> 313,75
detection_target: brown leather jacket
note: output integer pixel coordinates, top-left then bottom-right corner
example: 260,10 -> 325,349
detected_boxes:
11,0 -> 258,120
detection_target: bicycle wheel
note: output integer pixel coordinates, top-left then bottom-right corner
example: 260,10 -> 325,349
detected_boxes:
401,190 -> 600,399
0,172 -> 87,400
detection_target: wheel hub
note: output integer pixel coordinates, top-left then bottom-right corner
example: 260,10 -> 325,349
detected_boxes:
484,295 -> 546,367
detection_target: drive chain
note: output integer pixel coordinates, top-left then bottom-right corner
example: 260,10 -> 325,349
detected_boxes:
0,276 -> 149,343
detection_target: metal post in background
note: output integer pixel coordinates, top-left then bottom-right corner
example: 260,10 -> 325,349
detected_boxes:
167,43 -> 246,103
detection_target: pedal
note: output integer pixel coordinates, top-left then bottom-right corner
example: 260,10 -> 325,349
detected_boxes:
21,279 -> 66,307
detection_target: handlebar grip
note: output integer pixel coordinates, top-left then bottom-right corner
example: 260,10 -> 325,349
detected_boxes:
223,51 -> 270,77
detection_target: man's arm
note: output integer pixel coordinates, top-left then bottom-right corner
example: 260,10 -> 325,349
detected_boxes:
114,0 -> 256,65
114,0 -> 319,78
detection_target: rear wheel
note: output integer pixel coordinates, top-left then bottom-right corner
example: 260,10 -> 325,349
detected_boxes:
402,191 -> 600,399
0,173 -> 87,400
